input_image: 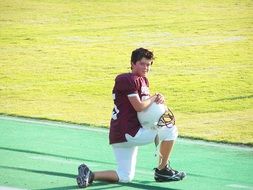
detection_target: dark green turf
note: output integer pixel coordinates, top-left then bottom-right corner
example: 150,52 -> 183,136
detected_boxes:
0,115 -> 252,190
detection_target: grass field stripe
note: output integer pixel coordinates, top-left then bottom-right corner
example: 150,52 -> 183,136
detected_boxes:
0,115 -> 253,152
226,184 -> 253,190
137,36 -> 246,48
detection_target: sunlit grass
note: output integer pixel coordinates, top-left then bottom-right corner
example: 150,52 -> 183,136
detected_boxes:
1,0 -> 253,145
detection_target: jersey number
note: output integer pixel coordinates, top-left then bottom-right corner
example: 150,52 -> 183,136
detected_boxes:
111,93 -> 119,120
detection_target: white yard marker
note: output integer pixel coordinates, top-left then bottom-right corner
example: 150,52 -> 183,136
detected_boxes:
227,184 -> 253,190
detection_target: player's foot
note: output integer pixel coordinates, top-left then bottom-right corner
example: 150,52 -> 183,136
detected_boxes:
154,164 -> 186,182
76,164 -> 94,188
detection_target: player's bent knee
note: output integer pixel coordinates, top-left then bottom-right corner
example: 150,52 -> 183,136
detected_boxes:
117,172 -> 135,183
170,125 -> 178,140
158,125 -> 178,141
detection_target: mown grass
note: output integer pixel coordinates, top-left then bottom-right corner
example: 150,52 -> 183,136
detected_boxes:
1,0 -> 253,145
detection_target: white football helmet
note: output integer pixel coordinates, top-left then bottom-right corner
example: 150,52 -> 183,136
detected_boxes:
137,103 -> 175,130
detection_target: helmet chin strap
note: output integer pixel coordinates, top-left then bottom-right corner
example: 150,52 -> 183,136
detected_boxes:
154,134 -> 162,158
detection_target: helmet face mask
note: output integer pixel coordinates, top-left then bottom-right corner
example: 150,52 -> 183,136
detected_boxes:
157,110 -> 175,128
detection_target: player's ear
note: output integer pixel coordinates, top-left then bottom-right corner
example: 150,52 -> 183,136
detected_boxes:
131,62 -> 135,70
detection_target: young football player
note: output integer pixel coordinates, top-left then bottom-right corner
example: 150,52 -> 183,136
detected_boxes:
76,48 -> 186,188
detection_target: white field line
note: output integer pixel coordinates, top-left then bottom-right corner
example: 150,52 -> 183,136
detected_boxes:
0,115 -> 108,134
0,115 -> 253,152
29,155 -> 98,167
227,184 -> 253,190
0,187 -> 27,190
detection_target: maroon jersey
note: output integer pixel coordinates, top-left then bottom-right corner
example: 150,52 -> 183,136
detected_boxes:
109,73 -> 150,144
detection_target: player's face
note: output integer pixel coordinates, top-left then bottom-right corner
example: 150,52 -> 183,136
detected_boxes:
132,58 -> 152,77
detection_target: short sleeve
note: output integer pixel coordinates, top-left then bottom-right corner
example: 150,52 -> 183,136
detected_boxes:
144,77 -> 149,87
115,75 -> 138,95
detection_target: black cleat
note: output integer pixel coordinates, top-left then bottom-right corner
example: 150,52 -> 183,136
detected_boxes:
76,164 -> 94,188
154,164 -> 186,182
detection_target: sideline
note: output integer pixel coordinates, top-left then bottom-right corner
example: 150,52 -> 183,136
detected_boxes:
0,115 -> 252,152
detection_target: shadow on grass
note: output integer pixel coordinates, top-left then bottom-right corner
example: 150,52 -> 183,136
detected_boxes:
0,165 -> 181,190
0,164 -> 238,189
0,146 -> 113,166
0,165 -> 75,178
37,185 -> 78,190
37,181 -> 181,190
187,172 -> 235,182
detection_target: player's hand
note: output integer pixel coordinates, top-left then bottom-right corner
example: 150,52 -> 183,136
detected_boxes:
155,93 -> 165,104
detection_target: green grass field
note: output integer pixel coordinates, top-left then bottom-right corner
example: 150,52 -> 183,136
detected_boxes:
1,116 -> 253,190
1,0 -> 253,145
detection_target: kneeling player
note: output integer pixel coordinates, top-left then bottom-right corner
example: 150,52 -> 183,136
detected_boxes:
76,48 -> 185,188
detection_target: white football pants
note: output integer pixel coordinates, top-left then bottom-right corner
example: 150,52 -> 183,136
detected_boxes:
112,125 -> 178,183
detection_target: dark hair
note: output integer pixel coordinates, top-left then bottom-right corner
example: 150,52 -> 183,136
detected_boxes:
131,48 -> 154,69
